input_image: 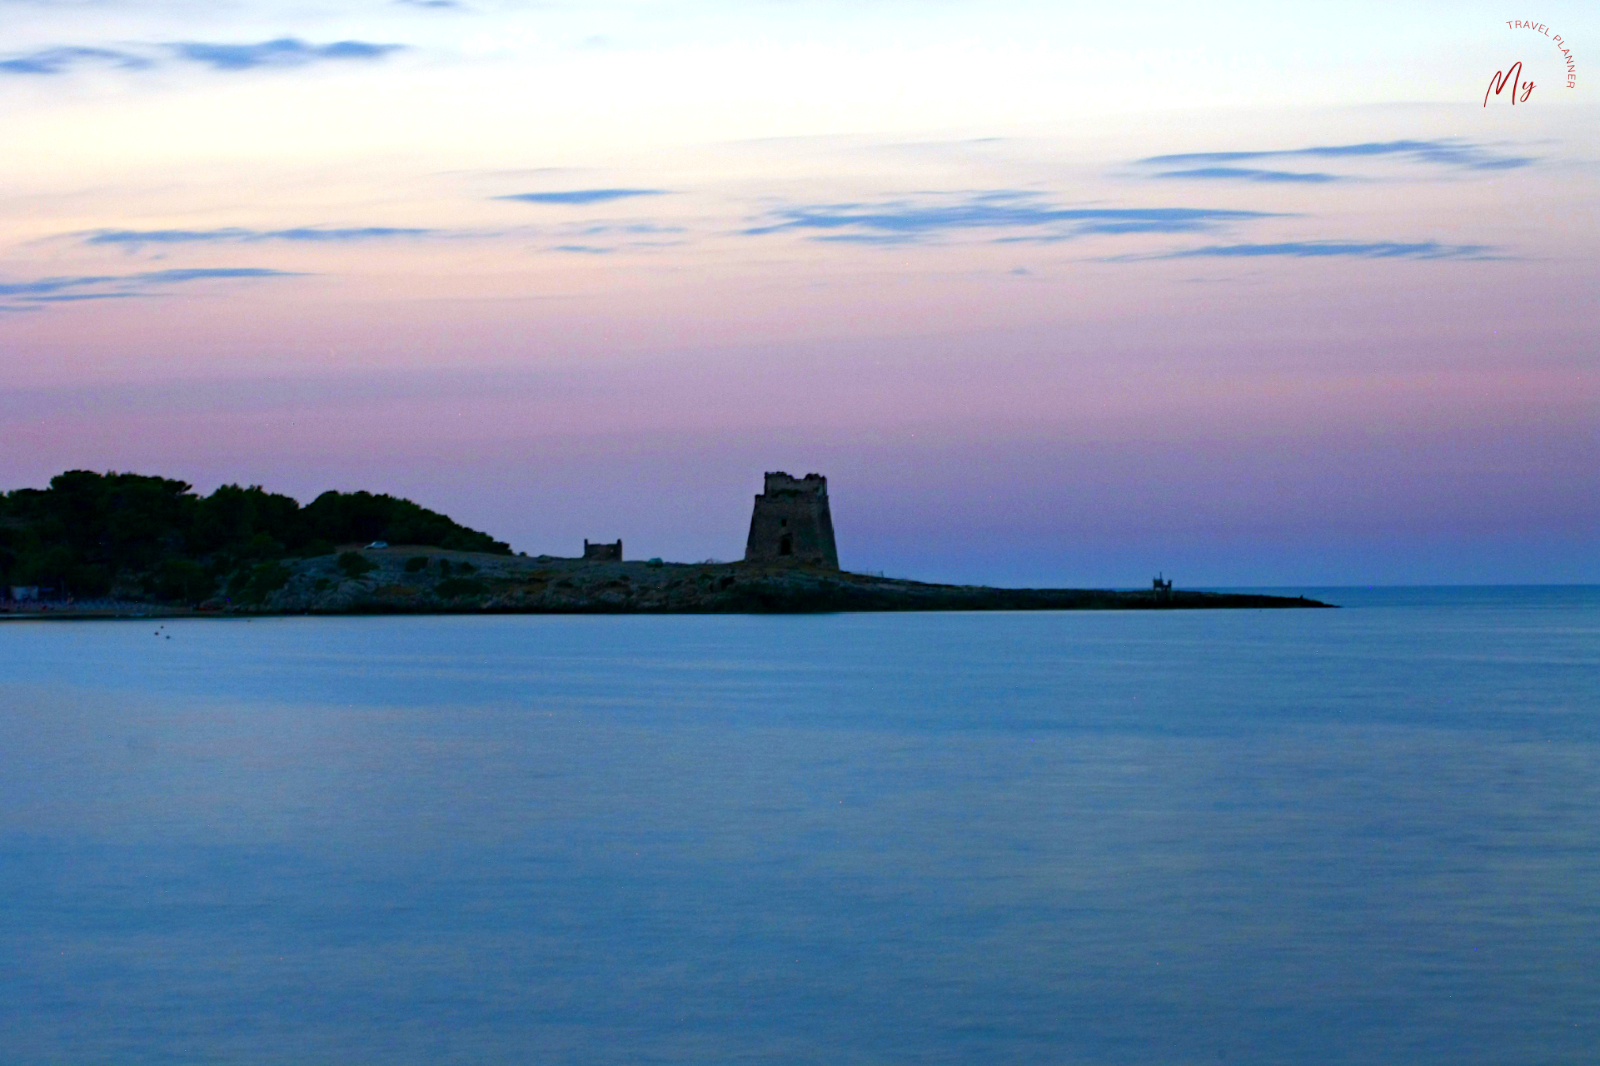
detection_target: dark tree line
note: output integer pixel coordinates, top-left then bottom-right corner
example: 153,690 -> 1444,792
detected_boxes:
0,470 -> 510,601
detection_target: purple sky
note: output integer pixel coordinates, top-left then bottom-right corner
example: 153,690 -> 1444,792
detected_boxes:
1,2 -> 1595,584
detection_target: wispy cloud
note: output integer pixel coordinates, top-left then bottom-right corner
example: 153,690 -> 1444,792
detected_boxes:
132,267 -> 305,282
1127,240 -> 1503,261
743,192 -> 1278,244
0,267 -> 302,312
29,292 -> 146,303
0,46 -> 148,75
395,0 -> 464,7
0,38 -> 405,76
562,222 -> 684,237
83,227 -> 436,246
1139,139 -> 1534,172
497,189 -> 668,205
1151,167 -> 1344,183
809,233 -> 921,245
170,39 -> 405,71
75,222 -> 686,254
539,219 -> 687,254
0,276 -> 117,298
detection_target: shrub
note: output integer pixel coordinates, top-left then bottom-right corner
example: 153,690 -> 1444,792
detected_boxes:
238,561 -> 290,604
151,559 -> 213,603
303,490 -> 510,554
404,556 -> 430,573
338,551 -> 376,579
239,531 -> 285,561
66,563 -> 112,598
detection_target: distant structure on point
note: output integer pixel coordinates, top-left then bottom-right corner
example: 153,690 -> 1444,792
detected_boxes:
584,539 -> 622,562
744,472 -> 839,569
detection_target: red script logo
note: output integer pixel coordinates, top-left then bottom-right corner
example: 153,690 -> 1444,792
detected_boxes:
1484,61 -> 1535,105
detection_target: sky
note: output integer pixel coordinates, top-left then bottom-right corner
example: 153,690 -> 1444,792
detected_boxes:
1,0 -> 1596,585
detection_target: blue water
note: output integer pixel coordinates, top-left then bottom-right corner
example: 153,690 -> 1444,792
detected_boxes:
1,588 -> 1596,1065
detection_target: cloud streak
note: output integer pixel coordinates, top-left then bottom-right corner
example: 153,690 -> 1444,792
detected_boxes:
0,267 -> 303,311
1151,167 -> 1344,183
1139,139 -> 1534,172
83,227 -> 437,246
75,221 -> 689,255
170,39 -> 405,71
0,46 -> 148,75
743,193 -> 1278,244
0,38 -> 405,76
1128,240 -> 1503,261
497,189 -> 668,205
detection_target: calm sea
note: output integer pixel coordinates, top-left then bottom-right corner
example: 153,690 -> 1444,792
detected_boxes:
1,588 -> 1596,1065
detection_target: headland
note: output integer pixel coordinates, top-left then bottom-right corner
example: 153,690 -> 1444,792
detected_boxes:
0,469 -> 1332,616
2,547 -> 1329,617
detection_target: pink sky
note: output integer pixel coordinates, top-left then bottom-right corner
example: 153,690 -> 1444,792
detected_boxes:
1,3 -> 1595,583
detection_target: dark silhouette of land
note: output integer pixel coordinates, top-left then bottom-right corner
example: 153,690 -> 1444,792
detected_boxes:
0,471 -> 1331,615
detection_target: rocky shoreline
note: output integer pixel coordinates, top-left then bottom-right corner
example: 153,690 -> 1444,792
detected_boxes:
1,546 -> 1333,617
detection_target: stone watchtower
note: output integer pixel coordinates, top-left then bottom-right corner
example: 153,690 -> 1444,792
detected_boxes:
744,472 -> 839,569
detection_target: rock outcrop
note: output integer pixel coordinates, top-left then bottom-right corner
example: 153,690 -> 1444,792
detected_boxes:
203,547 -> 1331,614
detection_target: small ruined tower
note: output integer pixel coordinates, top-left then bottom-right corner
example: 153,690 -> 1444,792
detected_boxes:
744,472 -> 839,569
583,539 -> 622,561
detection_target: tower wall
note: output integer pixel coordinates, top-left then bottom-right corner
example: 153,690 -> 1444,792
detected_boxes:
743,472 -> 839,569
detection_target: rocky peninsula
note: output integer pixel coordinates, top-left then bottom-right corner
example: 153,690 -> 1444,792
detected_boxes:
4,546 -> 1329,617
212,547 -> 1330,614
1,469 -> 1331,616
